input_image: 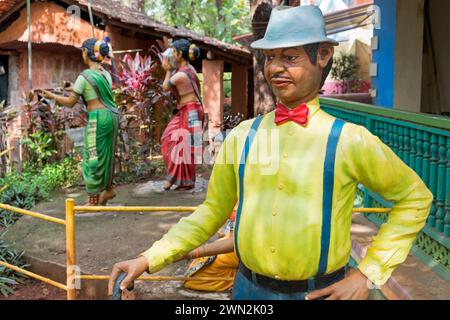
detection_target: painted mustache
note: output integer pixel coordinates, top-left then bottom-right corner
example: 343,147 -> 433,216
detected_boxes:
270,74 -> 291,81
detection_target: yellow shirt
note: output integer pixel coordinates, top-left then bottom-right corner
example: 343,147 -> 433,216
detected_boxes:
142,97 -> 433,286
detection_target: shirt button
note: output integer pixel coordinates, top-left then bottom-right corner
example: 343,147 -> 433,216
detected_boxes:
283,152 -> 288,159
278,184 -> 284,190
270,247 -> 276,253
274,275 -> 280,280
288,130 -> 294,136
272,210 -> 277,216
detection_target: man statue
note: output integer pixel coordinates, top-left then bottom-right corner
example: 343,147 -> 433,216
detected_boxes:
109,5 -> 432,300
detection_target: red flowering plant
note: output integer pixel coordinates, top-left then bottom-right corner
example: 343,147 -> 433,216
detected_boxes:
113,48 -> 174,171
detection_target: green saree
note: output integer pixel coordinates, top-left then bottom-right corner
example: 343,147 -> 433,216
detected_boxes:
80,69 -> 119,195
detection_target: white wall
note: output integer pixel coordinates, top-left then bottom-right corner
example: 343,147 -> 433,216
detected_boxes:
393,0 -> 425,113
421,0 -> 450,115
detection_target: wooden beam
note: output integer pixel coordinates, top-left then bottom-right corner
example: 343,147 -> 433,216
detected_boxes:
0,0 -> 26,26
121,28 -> 137,38
208,50 -> 252,66
58,0 -> 252,65
231,64 -> 248,117
107,21 -> 252,65
107,20 -> 165,38
0,50 -> 18,55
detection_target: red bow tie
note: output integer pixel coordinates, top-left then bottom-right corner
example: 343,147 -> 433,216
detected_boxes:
274,103 -> 309,126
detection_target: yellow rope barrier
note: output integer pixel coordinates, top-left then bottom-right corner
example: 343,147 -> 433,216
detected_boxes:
0,198 -> 391,300
74,206 -> 197,213
78,275 -> 235,282
74,205 -> 390,214
0,184 -> 9,193
0,261 -> 68,291
0,203 -> 66,225
65,199 -> 77,300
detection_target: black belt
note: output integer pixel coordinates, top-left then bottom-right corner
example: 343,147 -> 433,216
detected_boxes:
238,263 -> 346,294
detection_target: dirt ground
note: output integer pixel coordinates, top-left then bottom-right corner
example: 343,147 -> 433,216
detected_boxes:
0,164 -> 234,300
0,279 -> 66,300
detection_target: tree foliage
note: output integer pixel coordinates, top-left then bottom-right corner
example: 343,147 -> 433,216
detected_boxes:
331,53 -> 361,93
143,0 -> 251,43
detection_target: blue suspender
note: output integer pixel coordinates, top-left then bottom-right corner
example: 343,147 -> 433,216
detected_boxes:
317,118 -> 345,276
234,115 -> 264,260
233,116 -> 345,276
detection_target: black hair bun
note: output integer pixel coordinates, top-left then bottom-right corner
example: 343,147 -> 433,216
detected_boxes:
190,45 -> 201,61
172,39 -> 202,62
99,42 -> 110,58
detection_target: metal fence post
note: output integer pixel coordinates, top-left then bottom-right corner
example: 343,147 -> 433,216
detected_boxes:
66,198 -> 76,300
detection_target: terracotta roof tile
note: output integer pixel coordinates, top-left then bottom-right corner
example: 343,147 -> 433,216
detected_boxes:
71,0 -> 251,59
0,0 -> 251,61
0,0 -> 21,17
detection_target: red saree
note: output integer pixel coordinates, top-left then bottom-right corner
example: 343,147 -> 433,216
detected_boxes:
161,66 -> 204,188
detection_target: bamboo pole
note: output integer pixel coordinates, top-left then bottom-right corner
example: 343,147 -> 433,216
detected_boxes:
87,0 -> 96,38
0,147 -> 14,158
74,206 -> 197,213
78,275 -> 235,282
0,203 -> 66,225
74,205 -> 391,214
112,49 -> 143,54
0,261 -> 68,291
65,198 -> 77,300
27,0 -> 32,90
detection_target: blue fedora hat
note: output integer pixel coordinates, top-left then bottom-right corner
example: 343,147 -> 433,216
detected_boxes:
251,5 -> 338,49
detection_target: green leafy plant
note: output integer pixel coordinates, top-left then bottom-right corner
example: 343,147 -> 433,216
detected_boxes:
223,73 -> 232,98
20,131 -> 58,169
331,53 -> 361,94
0,100 -> 17,178
39,157 -> 80,191
0,157 -> 80,227
0,156 -> 80,296
20,90 -> 87,165
0,174 -> 44,227
0,233 -> 28,297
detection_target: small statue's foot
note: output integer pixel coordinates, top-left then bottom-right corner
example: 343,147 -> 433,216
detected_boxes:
99,188 -> 116,205
174,185 -> 194,191
84,194 -> 100,206
163,181 -> 173,191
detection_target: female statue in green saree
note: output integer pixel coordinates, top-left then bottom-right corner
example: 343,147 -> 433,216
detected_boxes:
40,38 -> 119,206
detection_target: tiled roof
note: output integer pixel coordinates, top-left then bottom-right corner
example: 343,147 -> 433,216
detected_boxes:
0,0 -> 21,18
0,0 -> 252,61
66,0 -> 252,60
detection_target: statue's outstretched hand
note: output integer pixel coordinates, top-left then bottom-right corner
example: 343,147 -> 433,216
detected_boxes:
156,36 -> 173,51
108,256 -> 149,296
38,89 -> 55,100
